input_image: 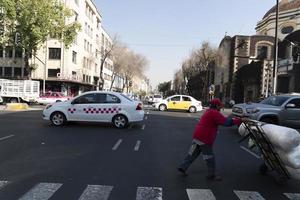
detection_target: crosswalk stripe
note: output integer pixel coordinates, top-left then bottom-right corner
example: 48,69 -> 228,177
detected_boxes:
18,182 -> 62,200
234,190 -> 265,200
0,181 -> 9,189
284,193 -> 300,200
186,189 -> 216,200
112,139 -> 122,150
136,187 -> 162,200
134,140 -> 141,151
78,185 -> 113,200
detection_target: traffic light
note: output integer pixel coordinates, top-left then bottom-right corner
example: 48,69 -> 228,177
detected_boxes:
15,32 -> 21,45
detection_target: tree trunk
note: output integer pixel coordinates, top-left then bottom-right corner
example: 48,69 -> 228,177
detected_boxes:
24,50 -> 31,79
109,72 -> 116,91
99,59 -> 105,90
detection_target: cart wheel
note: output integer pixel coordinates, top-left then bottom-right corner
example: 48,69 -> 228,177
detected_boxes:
259,164 -> 268,175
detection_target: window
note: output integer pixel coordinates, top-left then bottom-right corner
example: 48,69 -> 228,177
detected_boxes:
0,67 -> 2,76
15,47 -> 22,58
95,93 -> 106,103
257,46 -> 268,60
170,96 -> 181,101
48,69 -> 60,77
287,99 -> 300,109
14,68 -> 21,76
106,94 -> 121,104
0,47 -> 3,57
281,26 -> 294,34
49,48 -> 61,59
73,93 -> 97,104
182,96 -> 191,101
5,46 -> 13,58
72,51 -> 77,64
4,67 -> 12,77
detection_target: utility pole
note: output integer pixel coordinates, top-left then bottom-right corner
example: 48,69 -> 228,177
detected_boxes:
272,0 -> 279,95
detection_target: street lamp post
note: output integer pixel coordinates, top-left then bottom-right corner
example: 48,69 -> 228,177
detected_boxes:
272,0 -> 279,95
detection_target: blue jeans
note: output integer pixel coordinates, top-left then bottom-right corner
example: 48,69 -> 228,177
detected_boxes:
178,142 -> 216,176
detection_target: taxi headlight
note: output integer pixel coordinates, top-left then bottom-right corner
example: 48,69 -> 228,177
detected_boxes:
45,104 -> 52,110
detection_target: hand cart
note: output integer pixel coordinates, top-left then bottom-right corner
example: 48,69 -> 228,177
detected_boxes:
239,119 -> 291,183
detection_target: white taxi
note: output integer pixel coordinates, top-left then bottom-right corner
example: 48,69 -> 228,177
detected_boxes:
42,91 -> 144,128
154,95 -> 202,113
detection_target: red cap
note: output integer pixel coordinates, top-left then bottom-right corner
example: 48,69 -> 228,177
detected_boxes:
210,98 -> 223,107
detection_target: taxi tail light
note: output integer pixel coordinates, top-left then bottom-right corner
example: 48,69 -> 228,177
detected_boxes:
136,103 -> 143,110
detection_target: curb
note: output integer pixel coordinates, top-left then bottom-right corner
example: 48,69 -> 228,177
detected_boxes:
6,103 -> 29,111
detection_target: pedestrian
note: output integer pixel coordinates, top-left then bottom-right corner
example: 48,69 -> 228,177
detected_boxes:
177,98 -> 242,181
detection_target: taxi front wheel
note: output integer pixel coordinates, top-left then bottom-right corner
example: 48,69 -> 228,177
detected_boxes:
189,106 -> 196,113
50,112 -> 67,126
113,114 -> 128,129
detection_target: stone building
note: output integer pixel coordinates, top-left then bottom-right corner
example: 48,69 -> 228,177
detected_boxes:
215,35 -> 274,103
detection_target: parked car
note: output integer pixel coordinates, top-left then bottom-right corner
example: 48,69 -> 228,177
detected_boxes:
232,94 -> 300,128
42,91 -> 144,128
148,94 -> 163,104
154,95 -> 202,113
37,92 -> 72,105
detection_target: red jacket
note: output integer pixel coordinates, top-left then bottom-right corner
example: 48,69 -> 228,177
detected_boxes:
193,108 -> 241,145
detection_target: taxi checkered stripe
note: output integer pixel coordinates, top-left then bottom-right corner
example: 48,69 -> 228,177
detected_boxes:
82,107 -> 122,114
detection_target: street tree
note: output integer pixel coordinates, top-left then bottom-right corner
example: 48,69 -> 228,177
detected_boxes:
0,0 -> 81,78
173,69 -> 185,94
98,35 -> 118,90
122,52 -> 148,93
109,42 -> 128,91
181,41 -> 218,102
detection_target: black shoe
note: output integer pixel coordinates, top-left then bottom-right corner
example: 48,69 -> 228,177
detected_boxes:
177,168 -> 188,176
206,175 -> 222,181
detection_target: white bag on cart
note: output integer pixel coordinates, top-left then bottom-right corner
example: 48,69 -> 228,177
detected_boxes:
285,166 -> 300,180
277,146 -> 300,169
261,124 -> 300,152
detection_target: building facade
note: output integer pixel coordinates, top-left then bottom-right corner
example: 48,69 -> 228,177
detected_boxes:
256,0 -> 300,40
215,35 -> 274,103
0,0 -> 115,96
256,0 -> 300,94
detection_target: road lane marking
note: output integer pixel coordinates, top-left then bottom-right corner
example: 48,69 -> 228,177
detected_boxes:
0,135 -> 15,141
234,190 -> 265,200
240,146 -> 261,159
187,113 -> 192,117
134,140 -> 141,151
186,189 -> 216,200
112,139 -> 122,150
145,116 -> 148,120
18,182 -> 62,200
284,193 -> 300,199
136,187 -> 162,200
0,181 -> 9,189
79,185 -> 113,200
141,124 -> 146,130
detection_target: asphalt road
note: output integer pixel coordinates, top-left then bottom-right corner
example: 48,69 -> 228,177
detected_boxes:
0,107 -> 299,200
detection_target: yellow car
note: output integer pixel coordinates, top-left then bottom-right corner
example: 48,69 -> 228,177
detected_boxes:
154,95 -> 202,113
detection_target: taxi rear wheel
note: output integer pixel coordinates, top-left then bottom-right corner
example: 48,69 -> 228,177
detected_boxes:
113,114 -> 128,129
189,106 -> 196,113
159,104 -> 167,111
50,112 -> 67,126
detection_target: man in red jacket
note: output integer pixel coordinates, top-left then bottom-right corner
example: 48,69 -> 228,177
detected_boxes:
177,98 -> 241,181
